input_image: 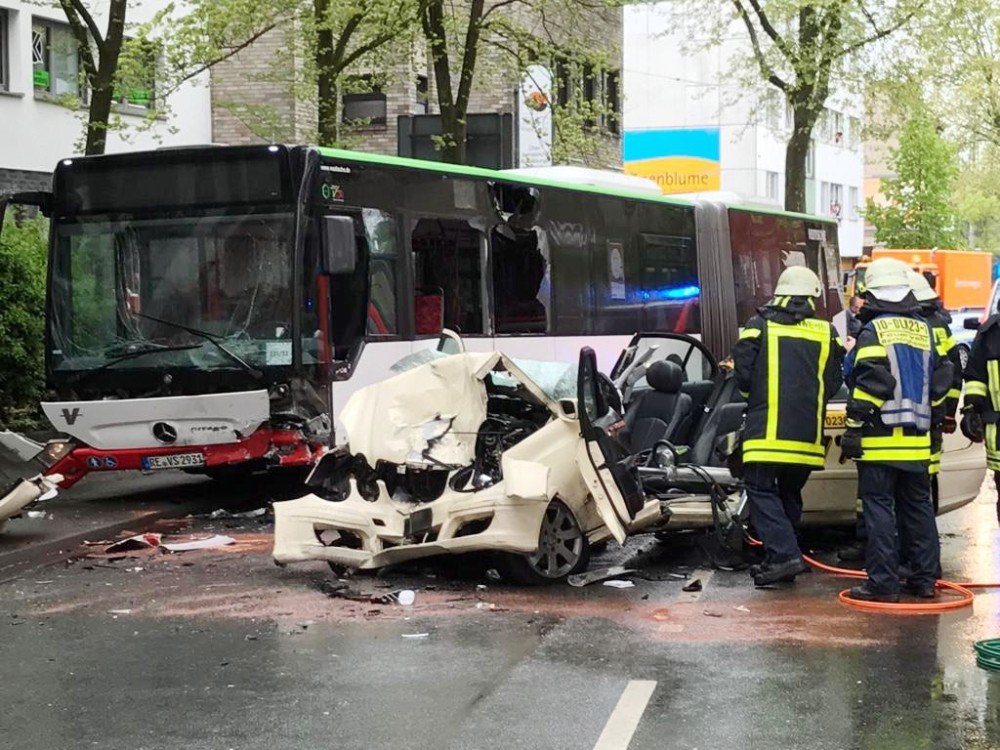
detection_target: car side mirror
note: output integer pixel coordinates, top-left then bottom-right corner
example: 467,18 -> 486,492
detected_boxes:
965,318 -> 981,331
320,216 -> 357,274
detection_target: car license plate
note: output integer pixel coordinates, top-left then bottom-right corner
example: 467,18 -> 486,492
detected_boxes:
142,453 -> 205,470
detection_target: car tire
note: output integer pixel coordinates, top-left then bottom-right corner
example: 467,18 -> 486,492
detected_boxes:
496,499 -> 590,585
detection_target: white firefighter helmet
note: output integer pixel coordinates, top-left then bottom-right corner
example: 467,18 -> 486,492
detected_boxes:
774,265 -> 822,298
907,269 -> 938,302
864,257 -> 912,302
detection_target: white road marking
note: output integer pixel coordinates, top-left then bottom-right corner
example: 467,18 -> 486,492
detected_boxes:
592,679 -> 657,750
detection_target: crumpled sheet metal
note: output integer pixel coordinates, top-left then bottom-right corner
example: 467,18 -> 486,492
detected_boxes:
339,352 -> 498,466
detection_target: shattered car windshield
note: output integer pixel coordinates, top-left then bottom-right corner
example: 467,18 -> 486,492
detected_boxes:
507,358 -> 577,401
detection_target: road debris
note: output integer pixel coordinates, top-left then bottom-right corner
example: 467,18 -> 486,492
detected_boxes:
733,605 -> 751,613
397,589 -> 416,606
682,579 -> 703,592
206,508 -> 268,520
161,535 -> 235,552
401,633 -> 429,639
603,580 -> 636,589
26,510 -> 50,519
568,566 -> 638,587
103,533 -> 163,553
702,610 -> 723,618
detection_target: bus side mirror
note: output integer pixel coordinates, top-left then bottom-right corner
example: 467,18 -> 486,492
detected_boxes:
320,216 -> 357,274
0,191 -> 53,233
965,317 -> 980,330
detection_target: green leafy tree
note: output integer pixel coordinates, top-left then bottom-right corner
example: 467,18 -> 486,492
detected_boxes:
418,0 -> 621,164
954,146 -> 1000,253
0,216 -> 48,429
865,112 -> 963,248
712,0 -> 924,212
53,0 -> 280,155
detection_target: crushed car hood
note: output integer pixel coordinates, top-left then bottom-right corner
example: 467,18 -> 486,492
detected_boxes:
339,352 -> 570,466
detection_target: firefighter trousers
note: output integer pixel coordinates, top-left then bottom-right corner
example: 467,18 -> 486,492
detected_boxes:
858,463 -> 940,594
744,463 -> 811,563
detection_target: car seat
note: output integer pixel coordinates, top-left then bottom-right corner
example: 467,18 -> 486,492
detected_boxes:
622,360 -> 693,453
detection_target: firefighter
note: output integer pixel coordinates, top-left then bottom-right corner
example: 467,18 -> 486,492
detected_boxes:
733,266 -> 845,587
960,314 -> 1000,525
841,258 -> 953,602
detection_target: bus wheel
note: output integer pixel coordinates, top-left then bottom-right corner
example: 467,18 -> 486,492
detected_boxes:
497,500 -> 589,585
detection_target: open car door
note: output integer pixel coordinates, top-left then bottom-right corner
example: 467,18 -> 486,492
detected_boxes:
574,347 -> 646,544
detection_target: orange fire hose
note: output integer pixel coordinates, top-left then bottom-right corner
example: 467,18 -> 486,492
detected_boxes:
746,537 -> 1000,613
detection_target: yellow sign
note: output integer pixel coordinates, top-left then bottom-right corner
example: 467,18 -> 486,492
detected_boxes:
623,128 -> 721,195
624,157 -> 721,195
873,318 -> 931,350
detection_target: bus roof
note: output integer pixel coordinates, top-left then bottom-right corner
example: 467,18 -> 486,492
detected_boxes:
317,147 -> 836,226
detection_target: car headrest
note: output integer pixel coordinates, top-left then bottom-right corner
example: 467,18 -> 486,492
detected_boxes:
647,360 -> 684,394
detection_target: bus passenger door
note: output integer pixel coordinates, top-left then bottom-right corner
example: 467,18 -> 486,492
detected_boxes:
574,346 -> 645,543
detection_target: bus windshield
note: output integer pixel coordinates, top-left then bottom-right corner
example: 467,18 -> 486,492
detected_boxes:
48,209 -> 295,374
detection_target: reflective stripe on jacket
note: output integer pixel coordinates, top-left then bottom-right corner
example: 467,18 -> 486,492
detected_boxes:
732,298 -> 845,468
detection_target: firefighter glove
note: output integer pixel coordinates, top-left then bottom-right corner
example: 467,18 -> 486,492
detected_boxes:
841,427 -> 864,460
961,411 -> 985,443
942,415 -> 957,435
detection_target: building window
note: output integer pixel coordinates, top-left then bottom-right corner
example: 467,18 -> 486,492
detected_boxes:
820,181 -> 830,212
604,69 -> 620,135
765,171 -> 780,200
0,10 -> 9,92
115,38 -> 157,108
848,186 -> 860,219
830,183 -> 843,217
415,74 -> 429,114
553,59 -> 619,135
32,19 -> 81,97
342,75 -> 386,126
832,111 -> 844,144
805,141 -> 815,179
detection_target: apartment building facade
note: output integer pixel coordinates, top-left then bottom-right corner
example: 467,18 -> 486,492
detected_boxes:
623,2 -> 865,257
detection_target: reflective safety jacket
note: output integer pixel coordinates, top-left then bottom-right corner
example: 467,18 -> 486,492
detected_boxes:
963,315 -> 1000,471
921,302 -> 963,474
844,299 -> 952,467
733,296 -> 845,468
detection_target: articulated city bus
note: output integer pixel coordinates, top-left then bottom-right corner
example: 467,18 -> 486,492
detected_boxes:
0,144 -> 982,521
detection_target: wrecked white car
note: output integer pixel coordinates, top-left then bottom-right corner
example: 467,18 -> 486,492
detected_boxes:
273,336 -> 745,583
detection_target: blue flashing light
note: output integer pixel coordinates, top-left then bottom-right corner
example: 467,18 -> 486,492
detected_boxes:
642,285 -> 701,302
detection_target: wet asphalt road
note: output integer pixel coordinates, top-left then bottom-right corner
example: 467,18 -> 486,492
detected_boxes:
2,479 -> 1000,749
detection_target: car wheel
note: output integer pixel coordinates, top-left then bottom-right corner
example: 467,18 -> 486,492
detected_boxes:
958,344 -> 970,372
497,500 -> 590,585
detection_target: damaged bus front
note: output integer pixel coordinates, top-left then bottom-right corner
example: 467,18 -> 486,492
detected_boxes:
0,145 -> 357,514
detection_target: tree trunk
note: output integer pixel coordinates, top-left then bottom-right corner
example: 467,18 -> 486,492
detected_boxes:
784,105 -> 815,213
315,0 -> 338,146
440,111 -> 467,163
84,78 -> 116,155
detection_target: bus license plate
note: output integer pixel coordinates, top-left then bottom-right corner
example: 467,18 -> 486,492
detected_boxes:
142,453 -> 205,470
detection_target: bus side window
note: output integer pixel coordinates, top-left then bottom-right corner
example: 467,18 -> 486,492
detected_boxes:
729,211 -> 822,321
639,233 -> 700,334
362,209 -> 398,336
411,217 -> 485,335
492,227 -> 548,334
